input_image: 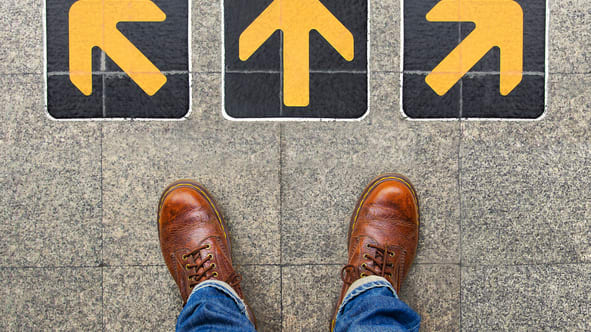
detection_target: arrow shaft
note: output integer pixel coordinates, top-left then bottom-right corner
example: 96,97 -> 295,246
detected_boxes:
283,32 -> 310,106
104,31 -> 167,95
426,31 -> 491,94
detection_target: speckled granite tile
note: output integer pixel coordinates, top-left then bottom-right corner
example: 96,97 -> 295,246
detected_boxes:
237,265 -> 281,332
370,0 -> 400,72
102,73 -> 280,266
191,0 -> 221,72
400,264 -> 460,332
281,72 -> 460,265
0,0 -> 43,74
103,265 -> 181,331
549,0 -> 591,74
282,264 -> 341,331
461,74 -> 591,265
462,264 -> 591,331
0,74 -> 102,141
0,126 -> 102,267
0,267 -> 102,330
282,264 -> 455,331
103,264 -> 279,331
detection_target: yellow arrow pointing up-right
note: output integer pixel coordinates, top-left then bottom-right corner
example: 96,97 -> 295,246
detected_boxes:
425,0 -> 523,96
239,0 -> 354,107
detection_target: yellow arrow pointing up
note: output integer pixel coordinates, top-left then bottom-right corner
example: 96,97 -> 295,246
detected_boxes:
69,0 -> 167,96
425,0 -> 523,96
239,0 -> 354,107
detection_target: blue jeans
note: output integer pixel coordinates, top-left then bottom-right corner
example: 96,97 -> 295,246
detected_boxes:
177,277 -> 420,332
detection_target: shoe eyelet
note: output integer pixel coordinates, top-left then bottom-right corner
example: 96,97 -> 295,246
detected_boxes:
360,273 -> 366,277
206,244 -> 211,250
211,263 -> 216,269
185,264 -> 191,270
366,244 -> 371,248
361,263 -> 367,269
182,254 -> 188,260
363,254 -> 368,259
389,252 -> 395,257
212,272 -> 218,277
207,254 -> 213,259
386,273 -> 392,277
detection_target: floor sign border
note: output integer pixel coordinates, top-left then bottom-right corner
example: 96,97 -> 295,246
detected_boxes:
42,0 -> 193,122
220,0 -> 372,122
398,0 -> 549,121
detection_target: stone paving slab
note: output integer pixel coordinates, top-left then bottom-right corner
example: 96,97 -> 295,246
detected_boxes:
549,0 -> 591,74
282,264 -> 460,331
101,74 -> 281,266
462,264 -> 591,331
281,72 -> 460,265
103,265 -> 180,331
0,0 -> 43,74
461,74 -> 591,265
0,75 -> 102,267
103,264 -> 280,331
0,267 -> 102,330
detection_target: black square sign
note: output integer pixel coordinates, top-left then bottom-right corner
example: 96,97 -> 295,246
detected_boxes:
45,0 -> 190,119
402,0 -> 546,119
223,0 -> 368,119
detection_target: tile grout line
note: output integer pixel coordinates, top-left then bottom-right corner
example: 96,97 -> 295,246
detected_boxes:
101,51 -> 106,118
5,261 -> 591,269
279,30 -> 284,329
100,48 -> 106,326
99,121 -> 105,332
457,21 -> 463,332
279,123 -> 284,330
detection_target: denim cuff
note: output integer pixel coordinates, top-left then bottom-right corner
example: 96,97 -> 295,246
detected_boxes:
335,276 -> 398,321
187,280 -> 254,323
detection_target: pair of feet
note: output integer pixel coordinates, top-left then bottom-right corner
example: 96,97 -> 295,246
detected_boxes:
157,174 -> 419,329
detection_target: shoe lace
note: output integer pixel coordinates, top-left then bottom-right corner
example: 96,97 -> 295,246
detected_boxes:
182,245 -> 243,290
340,244 -> 401,287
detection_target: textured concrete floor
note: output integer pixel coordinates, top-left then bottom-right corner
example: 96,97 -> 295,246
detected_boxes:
1,0 -> 591,330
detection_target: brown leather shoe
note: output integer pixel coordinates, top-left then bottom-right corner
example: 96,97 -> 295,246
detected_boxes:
331,174 -> 419,330
157,180 -> 255,324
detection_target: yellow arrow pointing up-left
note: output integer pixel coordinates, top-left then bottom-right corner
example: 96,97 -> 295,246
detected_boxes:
69,0 -> 167,96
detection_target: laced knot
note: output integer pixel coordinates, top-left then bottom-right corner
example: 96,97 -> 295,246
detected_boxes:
182,244 -> 243,290
341,243 -> 401,286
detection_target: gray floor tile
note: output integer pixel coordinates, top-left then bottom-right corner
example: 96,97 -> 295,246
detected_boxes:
400,264 -> 460,332
461,74 -> 591,265
370,0 -> 400,72
0,0 -> 43,74
0,74 -> 102,141
103,264 -> 278,331
549,0 -> 591,74
191,0 -> 221,73
462,264 -> 591,331
281,72 -> 460,265
282,264 -> 341,331
0,267 -> 102,330
0,126 -> 102,267
102,74 -> 281,266
282,263 -> 457,331
238,265 -> 282,332
103,265 -> 181,331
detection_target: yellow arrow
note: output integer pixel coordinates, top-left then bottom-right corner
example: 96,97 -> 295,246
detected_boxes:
239,0 -> 354,107
69,0 -> 167,96
425,0 -> 523,96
